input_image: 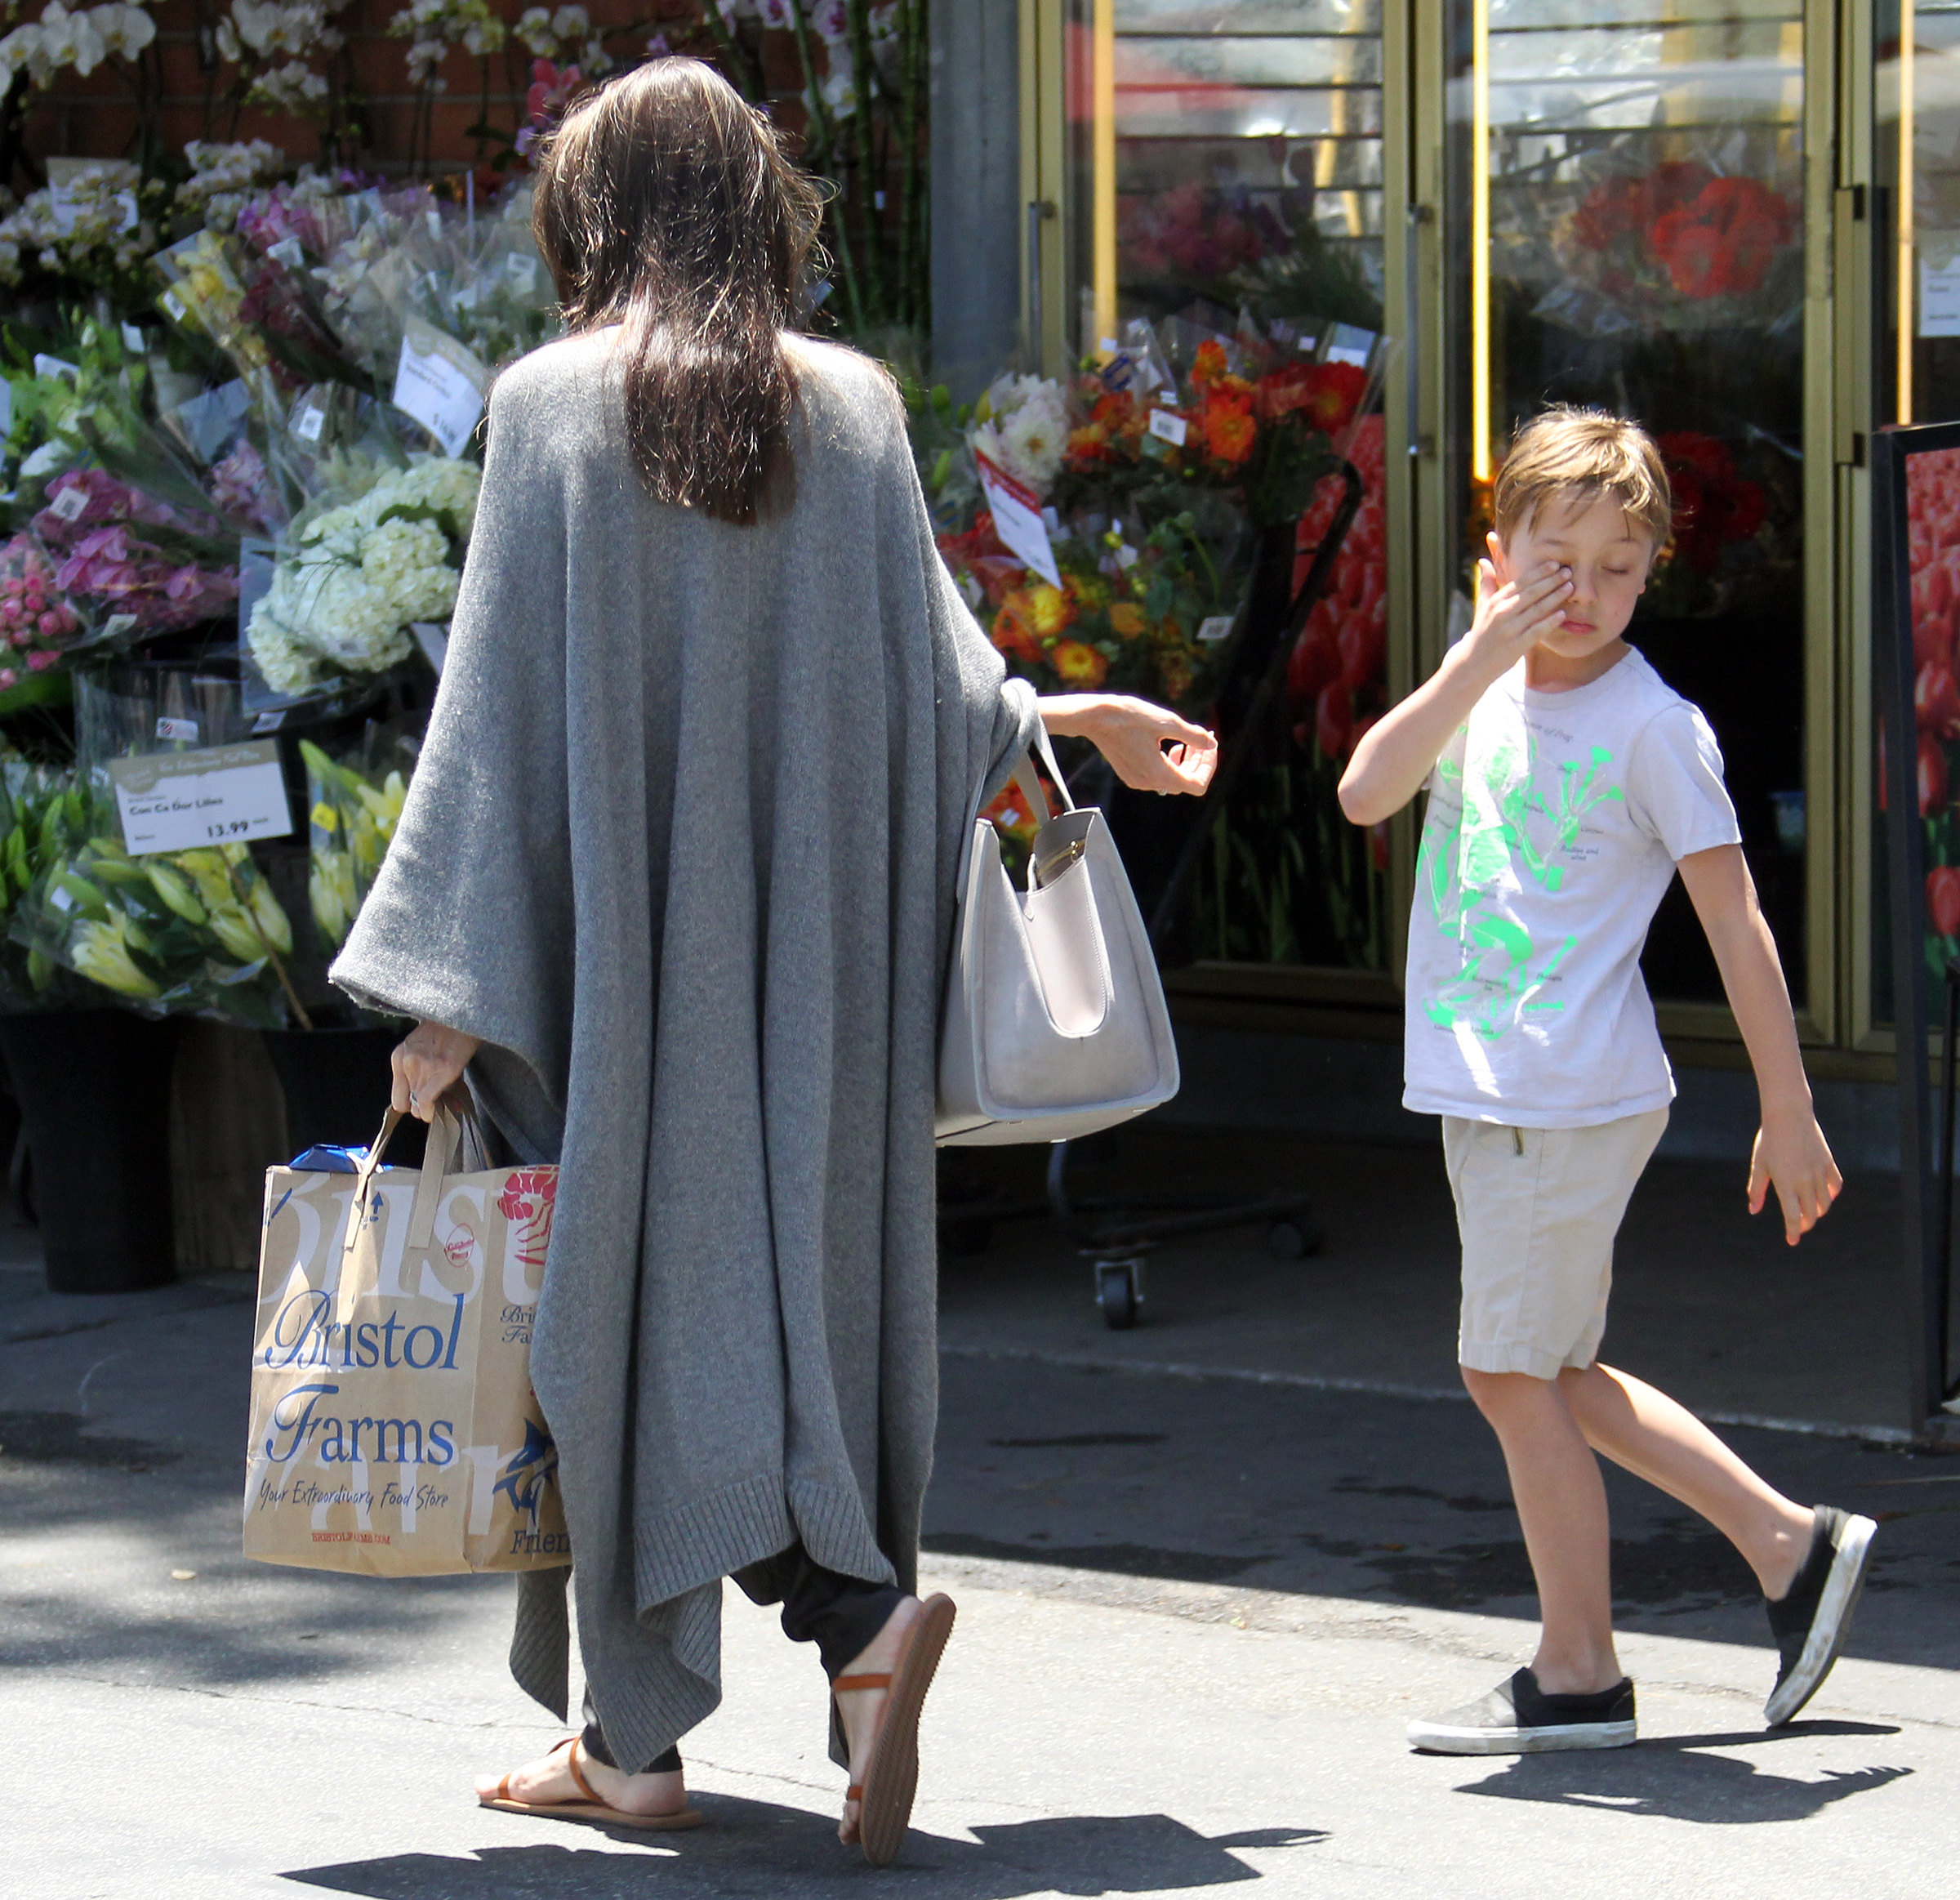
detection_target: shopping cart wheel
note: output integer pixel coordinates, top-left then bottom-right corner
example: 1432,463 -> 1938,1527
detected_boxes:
1095,1259 -> 1141,1330
1266,1215 -> 1321,1260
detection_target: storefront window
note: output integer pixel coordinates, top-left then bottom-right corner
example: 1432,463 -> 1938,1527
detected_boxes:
1446,0 -> 1811,1010
1062,1 -> 1392,972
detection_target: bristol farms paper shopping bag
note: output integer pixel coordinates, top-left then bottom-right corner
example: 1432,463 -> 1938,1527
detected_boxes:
244,1105 -> 570,1577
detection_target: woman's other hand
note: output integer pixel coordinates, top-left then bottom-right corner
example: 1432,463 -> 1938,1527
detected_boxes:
391,1019 -> 483,1122
1038,694 -> 1218,796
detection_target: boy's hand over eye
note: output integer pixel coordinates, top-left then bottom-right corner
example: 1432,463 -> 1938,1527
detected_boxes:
1463,559 -> 1573,681
1747,1110 -> 1844,1246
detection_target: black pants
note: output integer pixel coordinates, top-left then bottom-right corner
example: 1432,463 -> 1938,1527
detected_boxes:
581,1541 -> 906,1775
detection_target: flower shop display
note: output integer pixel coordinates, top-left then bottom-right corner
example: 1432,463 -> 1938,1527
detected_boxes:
1500,140 -> 1804,341
301,726 -> 415,952
1906,446 -> 1960,977
926,321 -> 1374,720
247,454 -> 479,694
11,816 -> 302,1027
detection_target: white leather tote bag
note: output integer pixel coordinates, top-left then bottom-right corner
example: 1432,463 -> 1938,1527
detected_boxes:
936,725 -> 1179,1145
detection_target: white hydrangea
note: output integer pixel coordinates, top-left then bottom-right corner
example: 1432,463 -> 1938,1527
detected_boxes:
251,457 -> 479,692
360,516 -> 458,622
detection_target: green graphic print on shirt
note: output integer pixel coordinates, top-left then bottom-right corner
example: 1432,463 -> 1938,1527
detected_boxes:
1415,731 -> 1624,1042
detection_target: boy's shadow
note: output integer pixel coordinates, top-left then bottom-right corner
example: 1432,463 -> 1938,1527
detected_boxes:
1455,1723 -> 1910,1825
283,1799 -> 1326,1898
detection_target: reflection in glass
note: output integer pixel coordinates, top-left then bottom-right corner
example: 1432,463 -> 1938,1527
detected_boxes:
1065,0 -> 1392,970
1450,0 -> 1809,1007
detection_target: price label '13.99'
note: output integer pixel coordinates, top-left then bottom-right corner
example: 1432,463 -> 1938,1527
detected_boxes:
107,740 -> 295,857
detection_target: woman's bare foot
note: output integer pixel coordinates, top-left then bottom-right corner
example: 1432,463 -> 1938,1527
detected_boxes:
474,1739 -> 689,1818
831,1597 -> 922,1846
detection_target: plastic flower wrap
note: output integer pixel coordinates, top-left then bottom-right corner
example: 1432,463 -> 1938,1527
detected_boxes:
0,533 -> 85,680
30,470 -> 238,641
301,727 -> 415,952
921,310 -> 1379,712
1499,137 -> 1805,340
11,823 -> 303,1027
247,453 -> 479,694
0,761 -> 94,1010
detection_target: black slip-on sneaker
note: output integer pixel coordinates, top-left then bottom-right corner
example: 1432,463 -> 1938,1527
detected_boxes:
1406,1666 -> 1636,1755
1764,1505 -> 1878,1726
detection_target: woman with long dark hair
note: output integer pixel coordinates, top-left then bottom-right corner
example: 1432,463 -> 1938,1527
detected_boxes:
333,58 -> 1214,1866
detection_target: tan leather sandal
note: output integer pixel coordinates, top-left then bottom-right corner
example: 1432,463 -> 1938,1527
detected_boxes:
835,1592 -> 956,1867
479,1734 -> 704,1831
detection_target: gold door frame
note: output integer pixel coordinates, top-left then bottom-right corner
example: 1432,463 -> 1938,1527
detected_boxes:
1018,0 -> 1878,1055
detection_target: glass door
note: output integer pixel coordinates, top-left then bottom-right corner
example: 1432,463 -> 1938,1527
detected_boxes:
1437,0 -> 1829,1026
1042,0 -> 1400,978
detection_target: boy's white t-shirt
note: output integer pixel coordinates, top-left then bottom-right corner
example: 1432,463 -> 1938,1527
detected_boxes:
1403,647 -> 1741,1128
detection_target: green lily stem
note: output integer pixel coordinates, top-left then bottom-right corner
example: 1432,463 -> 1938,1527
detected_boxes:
224,858 -> 313,1031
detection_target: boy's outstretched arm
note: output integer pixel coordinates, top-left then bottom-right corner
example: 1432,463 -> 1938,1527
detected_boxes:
1677,843 -> 1844,1245
1338,557 -> 1574,826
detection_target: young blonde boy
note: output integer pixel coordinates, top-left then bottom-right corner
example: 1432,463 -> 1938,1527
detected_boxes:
1339,406 -> 1875,1752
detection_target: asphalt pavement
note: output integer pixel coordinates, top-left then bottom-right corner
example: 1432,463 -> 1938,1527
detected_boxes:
4,1196 -> 1958,1900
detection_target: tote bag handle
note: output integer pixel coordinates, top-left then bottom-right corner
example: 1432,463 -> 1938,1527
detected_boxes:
336,1099 -> 481,1322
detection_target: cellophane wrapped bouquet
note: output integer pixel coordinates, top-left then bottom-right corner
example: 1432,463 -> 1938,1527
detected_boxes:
921,311 -> 1375,720
11,801 -> 302,1027
301,725 -> 416,952
247,454 -> 479,695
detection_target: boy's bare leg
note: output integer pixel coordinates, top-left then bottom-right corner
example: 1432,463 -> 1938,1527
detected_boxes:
1460,1367 -> 1623,1694
1558,1362 -> 1814,1598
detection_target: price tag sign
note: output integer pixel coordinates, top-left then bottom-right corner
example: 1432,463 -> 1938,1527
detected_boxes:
108,741 -> 294,856
974,451 -> 1061,590
1147,408 -> 1188,448
392,317 -> 489,457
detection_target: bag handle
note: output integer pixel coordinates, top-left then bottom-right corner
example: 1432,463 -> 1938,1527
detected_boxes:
336,1099 -> 480,1321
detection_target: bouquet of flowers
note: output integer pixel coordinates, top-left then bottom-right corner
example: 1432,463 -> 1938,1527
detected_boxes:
0,760 -> 95,1009
247,453 -> 479,694
924,314 -> 1374,715
301,726 -> 414,952
12,823 -> 303,1028
1508,138 -> 1803,339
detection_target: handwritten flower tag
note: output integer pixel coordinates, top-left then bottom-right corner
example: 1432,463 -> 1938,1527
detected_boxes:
392,319 -> 490,459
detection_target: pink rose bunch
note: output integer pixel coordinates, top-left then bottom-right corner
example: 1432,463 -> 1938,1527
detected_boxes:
0,534 -> 82,688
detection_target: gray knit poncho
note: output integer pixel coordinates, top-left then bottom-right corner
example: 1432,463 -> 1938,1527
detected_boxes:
332,328 -> 1036,1772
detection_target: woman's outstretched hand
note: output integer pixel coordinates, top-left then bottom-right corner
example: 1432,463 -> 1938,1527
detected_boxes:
1038,694 -> 1218,796
391,1019 -> 482,1123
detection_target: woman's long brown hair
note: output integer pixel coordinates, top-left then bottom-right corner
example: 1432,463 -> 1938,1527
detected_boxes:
532,59 -> 825,524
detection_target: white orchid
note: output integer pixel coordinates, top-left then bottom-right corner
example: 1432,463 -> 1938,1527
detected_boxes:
0,0 -> 150,89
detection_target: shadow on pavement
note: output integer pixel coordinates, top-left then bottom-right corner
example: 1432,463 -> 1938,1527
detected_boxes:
1456,1733 -> 1913,1826
283,1804 -> 1327,1896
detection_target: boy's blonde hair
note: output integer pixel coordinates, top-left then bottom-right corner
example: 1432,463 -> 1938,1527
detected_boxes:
1492,404 -> 1673,555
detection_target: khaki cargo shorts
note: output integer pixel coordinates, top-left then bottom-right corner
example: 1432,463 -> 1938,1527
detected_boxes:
1441,1107 -> 1669,1380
